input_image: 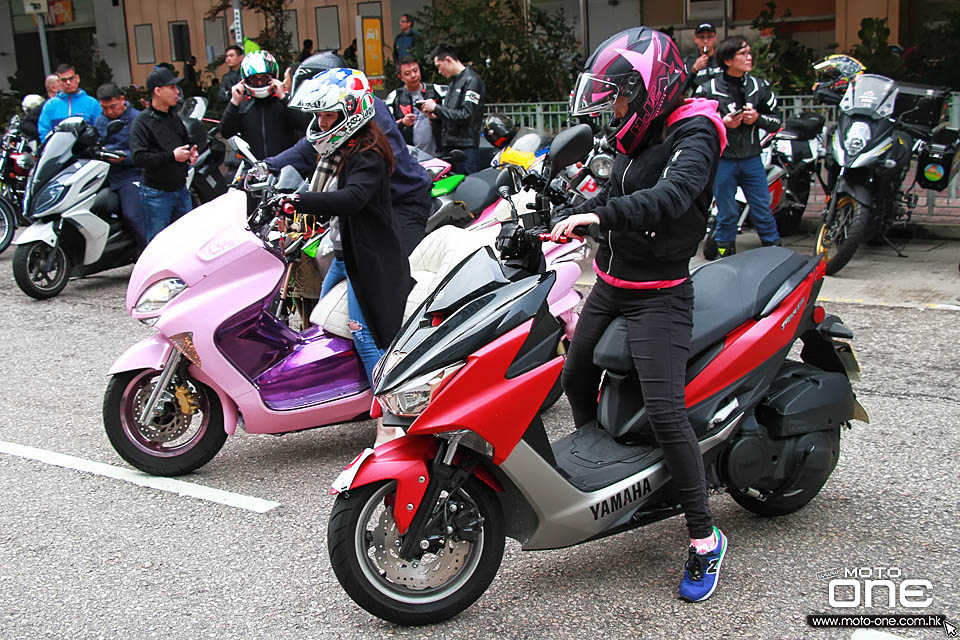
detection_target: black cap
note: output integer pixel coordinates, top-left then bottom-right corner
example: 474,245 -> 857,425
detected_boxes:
695,23 -> 715,35
146,66 -> 183,93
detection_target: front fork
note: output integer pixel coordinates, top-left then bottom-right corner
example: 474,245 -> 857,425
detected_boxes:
137,349 -> 183,424
43,218 -> 64,272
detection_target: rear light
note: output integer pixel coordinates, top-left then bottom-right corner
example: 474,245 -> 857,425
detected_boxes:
812,306 -> 826,324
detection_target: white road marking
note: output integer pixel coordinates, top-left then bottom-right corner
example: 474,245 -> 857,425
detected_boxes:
0,440 -> 280,513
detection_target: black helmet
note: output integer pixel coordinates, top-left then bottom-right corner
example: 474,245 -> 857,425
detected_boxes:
483,113 -> 518,148
291,51 -> 348,101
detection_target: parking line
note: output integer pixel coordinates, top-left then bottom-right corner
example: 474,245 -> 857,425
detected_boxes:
0,440 -> 281,513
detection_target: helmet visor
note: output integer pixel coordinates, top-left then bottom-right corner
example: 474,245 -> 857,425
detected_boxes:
245,73 -> 272,89
570,71 -> 644,116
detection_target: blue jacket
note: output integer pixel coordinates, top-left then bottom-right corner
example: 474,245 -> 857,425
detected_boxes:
95,104 -> 142,189
265,96 -> 431,203
38,89 -> 102,141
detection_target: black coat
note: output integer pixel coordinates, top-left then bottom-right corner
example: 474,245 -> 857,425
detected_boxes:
220,96 -> 311,160
296,148 -> 412,349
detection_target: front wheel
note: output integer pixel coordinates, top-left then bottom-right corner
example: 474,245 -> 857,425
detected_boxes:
328,477 -> 505,625
814,194 -> 871,276
12,241 -> 72,299
103,368 -> 226,476
0,197 -> 16,254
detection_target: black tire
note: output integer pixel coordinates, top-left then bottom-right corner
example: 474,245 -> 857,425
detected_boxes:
12,241 -> 72,299
328,477 -> 505,625
103,369 -> 227,476
814,194 -> 871,276
730,427 -> 840,517
0,198 -> 16,255
775,173 -> 811,237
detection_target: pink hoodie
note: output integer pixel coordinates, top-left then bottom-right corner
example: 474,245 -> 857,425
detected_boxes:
667,97 -> 727,153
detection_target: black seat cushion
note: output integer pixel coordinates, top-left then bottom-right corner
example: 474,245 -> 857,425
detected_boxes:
90,189 -> 121,218
594,247 -> 810,373
454,168 -> 500,216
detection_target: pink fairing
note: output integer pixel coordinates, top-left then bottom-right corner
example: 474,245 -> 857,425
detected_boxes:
668,98 -> 728,153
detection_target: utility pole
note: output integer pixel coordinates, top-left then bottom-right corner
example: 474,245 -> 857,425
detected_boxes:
232,0 -> 243,44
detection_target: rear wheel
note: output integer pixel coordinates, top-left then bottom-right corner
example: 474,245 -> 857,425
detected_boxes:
814,195 -> 870,276
775,175 -> 810,237
730,427 -> 841,517
328,477 -> 505,625
103,369 -> 226,476
12,241 -> 71,299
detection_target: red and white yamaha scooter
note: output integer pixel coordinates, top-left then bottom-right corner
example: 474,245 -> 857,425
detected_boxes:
325,126 -> 868,625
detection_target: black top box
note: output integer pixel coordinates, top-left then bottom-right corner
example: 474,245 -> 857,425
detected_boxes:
894,83 -> 951,131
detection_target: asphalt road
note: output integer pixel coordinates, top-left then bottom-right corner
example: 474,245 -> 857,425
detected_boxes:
0,234 -> 958,640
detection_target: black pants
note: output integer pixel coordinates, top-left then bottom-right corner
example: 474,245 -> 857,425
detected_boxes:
562,278 -> 713,539
394,185 -> 431,256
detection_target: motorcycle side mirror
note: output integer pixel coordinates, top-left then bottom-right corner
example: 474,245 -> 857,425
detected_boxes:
449,149 -> 467,165
546,124 -> 594,180
105,120 -> 123,137
495,166 -> 518,198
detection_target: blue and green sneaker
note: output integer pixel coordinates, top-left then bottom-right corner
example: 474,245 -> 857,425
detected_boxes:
678,527 -> 727,602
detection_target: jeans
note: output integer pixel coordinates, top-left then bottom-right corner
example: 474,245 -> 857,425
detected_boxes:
142,185 -> 192,244
114,180 -> 145,251
320,258 -> 385,386
561,278 -> 714,539
713,155 -> 780,244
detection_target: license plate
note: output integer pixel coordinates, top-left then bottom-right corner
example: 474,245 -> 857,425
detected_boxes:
834,341 -> 860,382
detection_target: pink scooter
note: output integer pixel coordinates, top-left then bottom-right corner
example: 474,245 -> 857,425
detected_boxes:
102,188 -> 582,477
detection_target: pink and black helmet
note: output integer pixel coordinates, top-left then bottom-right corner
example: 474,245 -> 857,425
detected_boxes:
571,27 -> 687,155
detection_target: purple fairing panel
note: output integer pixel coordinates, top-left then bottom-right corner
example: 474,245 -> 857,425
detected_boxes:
256,330 -> 368,411
214,295 -> 300,381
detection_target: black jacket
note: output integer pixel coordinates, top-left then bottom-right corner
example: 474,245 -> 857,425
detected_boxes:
433,66 -> 485,150
295,149 -> 412,349
219,68 -> 242,105
384,83 -> 444,148
220,95 -> 310,160
20,102 -> 44,142
682,52 -> 722,92
130,106 -> 191,192
695,73 -> 781,159
564,113 -> 722,282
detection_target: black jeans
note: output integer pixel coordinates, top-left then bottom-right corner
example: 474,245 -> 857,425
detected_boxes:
562,278 -> 713,539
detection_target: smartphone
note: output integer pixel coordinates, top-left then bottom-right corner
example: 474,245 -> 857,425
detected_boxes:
729,107 -> 743,117
414,100 -> 426,109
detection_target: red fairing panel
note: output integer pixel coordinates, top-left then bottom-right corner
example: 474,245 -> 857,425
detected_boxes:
410,319 -> 564,464
348,436 -> 439,533
686,270 -> 817,408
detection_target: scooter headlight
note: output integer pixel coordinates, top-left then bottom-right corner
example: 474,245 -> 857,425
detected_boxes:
377,363 -> 464,417
588,153 -> 614,179
135,278 -> 187,314
32,180 -> 67,215
843,121 -> 872,157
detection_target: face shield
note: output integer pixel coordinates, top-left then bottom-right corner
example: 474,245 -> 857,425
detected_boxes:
570,71 -> 644,116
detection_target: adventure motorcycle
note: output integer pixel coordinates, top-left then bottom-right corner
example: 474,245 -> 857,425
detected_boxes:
11,116 -> 136,299
814,72 -> 955,275
325,124 -> 868,624
102,167 -> 583,476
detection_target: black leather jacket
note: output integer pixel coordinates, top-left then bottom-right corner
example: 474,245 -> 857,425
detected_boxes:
384,83 -> 444,147
433,66 -> 485,150
695,73 -> 781,159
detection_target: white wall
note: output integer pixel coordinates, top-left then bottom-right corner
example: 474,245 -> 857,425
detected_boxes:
93,0 -> 131,86
0,0 -> 19,90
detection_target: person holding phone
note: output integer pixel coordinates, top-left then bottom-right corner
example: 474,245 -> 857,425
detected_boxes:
682,23 -> 721,92
696,35 -> 782,257
131,67 -> 198,244
384,55 -> 444,155
220,50 -> 311,160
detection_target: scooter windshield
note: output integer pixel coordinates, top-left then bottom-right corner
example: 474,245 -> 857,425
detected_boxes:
840,74 -> 897,119
31,130 -> 76,193
499,128 -> 550,170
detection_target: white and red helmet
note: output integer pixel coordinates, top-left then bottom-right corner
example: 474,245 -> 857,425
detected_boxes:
289,68 -> 375,158
571,27 -> 687,155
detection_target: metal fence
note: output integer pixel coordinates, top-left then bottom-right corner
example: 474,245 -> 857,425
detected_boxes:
486,92 -> 960,207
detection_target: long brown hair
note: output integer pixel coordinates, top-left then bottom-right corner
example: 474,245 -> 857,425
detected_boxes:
338,120 -> 395,177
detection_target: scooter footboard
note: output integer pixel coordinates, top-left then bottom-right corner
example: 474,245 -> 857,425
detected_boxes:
108,334 -> 240,435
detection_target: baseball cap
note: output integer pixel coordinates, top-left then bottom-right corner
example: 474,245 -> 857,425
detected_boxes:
695,23 -> 716,35
146,66 -> 183,93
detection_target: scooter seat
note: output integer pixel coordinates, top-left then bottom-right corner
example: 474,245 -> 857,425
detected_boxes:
780,112 -> 825,140
310,225 -> 499,339
593,247 -> 811,373
455,168 -> 501,215
90,189 -> 121,219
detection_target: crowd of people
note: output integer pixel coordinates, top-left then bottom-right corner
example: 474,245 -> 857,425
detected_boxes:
11,21 -> 797,605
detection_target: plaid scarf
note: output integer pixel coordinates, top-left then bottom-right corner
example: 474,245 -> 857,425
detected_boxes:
310,148 -> 345,193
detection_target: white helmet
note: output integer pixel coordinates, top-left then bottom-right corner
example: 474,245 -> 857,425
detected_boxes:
288,68 -> 375,158
21,94 -> 44,112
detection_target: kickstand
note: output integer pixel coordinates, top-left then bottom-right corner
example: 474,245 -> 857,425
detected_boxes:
881,233 -> 908,258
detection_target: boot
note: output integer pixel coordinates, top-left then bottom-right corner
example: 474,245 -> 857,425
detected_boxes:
716,241 -> 736,258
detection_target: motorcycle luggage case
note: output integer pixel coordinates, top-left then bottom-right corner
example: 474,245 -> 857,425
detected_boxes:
915,127 -> 959,192
755,362 -> 854,438
894,83 -> 950,133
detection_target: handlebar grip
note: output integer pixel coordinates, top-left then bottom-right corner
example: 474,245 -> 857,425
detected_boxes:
572,223 -> 599,239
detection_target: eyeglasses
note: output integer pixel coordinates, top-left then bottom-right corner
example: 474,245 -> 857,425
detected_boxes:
735,49 -> 753,58
245,74 -> 272,88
